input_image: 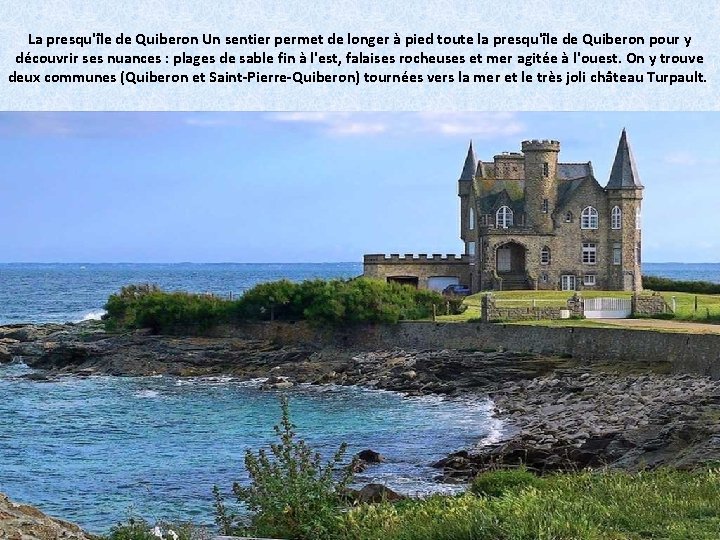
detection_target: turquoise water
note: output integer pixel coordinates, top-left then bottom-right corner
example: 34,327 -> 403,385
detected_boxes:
0,361 -> 499,533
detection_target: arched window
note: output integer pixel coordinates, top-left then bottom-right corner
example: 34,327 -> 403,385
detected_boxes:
469,207 -> 475,230
564,211 -> 573,223
540,246 -> 551,265
581,206 -> 599,229
496,206 -> 513,229
611,206 -> 622,229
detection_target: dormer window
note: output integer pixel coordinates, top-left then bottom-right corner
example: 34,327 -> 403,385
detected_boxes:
581,206 -> 599,229
611,206 -> 622,229
496,206 -> 514,229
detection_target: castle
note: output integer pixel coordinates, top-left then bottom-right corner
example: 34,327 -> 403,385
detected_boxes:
364,130 -> 643,292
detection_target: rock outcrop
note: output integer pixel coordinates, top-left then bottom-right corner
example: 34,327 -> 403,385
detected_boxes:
0,493 -> 96,540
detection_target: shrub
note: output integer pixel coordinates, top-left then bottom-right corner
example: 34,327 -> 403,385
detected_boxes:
214,396 -> 356,539
104,278 -> 464,332
471,469 -> 544,498
643,275 -> 720,295
105,518 -> 195,540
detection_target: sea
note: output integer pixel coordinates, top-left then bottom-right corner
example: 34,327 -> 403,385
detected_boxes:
0,261 -> 717,533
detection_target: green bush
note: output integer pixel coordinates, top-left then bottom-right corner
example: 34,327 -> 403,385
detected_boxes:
104,278 -> 464,333
105,518 -> 195,540
214,396 -> 356,539
471,468 -> 544,498
643,275 -> 720,295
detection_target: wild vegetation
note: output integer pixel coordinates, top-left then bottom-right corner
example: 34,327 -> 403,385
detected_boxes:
103,279 -> 465,332
105,399 -> 720,540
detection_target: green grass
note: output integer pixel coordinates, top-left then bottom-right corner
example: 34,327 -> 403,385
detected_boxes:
337,468 -> 720,540
436,289 -> 720,324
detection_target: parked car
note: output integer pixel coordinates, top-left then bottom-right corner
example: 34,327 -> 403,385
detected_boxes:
442,284 -> 471,296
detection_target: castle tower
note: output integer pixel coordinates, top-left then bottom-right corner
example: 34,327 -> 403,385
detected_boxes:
458,141 -> 476,246
522,139 -> 560,233
605,129 -> 644,291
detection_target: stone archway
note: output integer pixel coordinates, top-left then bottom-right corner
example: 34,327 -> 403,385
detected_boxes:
495,241 -> 526,274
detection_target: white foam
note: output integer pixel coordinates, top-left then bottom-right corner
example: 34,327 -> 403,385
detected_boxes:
134,389 -> 160,398
75,309 -> 106,322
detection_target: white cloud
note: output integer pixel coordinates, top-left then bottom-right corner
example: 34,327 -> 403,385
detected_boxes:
664,151 -> 718,166
264,111 -> 525,138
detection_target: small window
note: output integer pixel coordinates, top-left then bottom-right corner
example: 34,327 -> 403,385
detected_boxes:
636,242 -> 642,264
496,206 -> 514,229
564,211 -> 573,223
581,206 -> 599,229
611,206 -> 622,229
467,241 -> 476,256
613,243 -> 622,265
636,206 -> 642,230
582,242 -> 597,264
540,246 -> 551,265
541,273 -> 548,283
583,274 -> 596,286
543,162 -> 549,177
542,198 -> 549,213
469,207 -> 476,230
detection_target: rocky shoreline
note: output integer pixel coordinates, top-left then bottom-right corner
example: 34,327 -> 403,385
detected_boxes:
3,321 -> 720,481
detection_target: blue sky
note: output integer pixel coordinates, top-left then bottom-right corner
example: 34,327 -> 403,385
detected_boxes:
0,112 -> 717,263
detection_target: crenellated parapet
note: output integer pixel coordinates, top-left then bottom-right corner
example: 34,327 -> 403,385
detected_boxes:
364,253 -> 469,264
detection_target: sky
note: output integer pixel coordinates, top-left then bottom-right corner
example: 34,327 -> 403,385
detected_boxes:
0,111 -> 717,263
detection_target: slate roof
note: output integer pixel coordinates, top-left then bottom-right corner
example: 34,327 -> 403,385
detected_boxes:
606,128 -> 643,189
459,141 -> 476,181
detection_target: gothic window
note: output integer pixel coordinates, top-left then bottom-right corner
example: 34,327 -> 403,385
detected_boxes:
564,211 -> 573,223
540,246 -> 551,265
469,207 -> 476,230
611,206 -> 622,229
582,242 -> 597,264
496,206 -> 514,229
581,206 -> 599,229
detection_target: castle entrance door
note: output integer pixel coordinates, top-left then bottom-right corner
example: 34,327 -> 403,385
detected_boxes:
496,242 -> 526,274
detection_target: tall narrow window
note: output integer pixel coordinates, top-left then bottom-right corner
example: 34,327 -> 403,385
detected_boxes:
636,206 -> 642,230
467,241 -> 476,256
564,211 -> 573,223
543,162 -> 549,177
496,206 -> 514,229
611,206 -> 622,229
613,242 -> 622,265
542,198 -> 549,213
582,242 -> 597,264
540,246 -> 551,265
581,206 -> 599,229
469,207 -> 476,230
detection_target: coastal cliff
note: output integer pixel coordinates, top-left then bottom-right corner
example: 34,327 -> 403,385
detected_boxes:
0,492 -> 96,540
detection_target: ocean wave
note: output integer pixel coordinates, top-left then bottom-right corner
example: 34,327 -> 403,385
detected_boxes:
74,309 -> 106,322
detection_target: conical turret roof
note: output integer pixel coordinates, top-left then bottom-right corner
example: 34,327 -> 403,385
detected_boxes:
460,141 -> 476,181
607,129 -> 643,189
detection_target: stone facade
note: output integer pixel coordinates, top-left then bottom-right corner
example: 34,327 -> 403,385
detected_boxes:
364,130 -> 644,293
363,254 -> 472,290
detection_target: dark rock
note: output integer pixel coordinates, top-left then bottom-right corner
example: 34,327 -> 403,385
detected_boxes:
354,483 -> 405,504
357,449 -> 384,463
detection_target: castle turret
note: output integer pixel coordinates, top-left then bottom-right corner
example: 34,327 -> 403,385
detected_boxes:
522,139 -> 560,233
458,141 -> 475,243
606,129 -> 644,291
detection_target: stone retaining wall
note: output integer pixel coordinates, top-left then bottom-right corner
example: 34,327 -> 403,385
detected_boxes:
213,321 -> 720,379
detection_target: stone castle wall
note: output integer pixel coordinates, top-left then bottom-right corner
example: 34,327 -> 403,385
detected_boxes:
363,254 -> 472,289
